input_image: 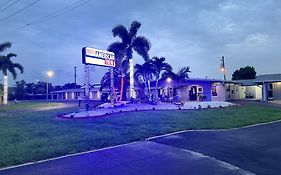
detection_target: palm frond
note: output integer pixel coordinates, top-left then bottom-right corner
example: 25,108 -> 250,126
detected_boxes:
132,36 -> 151,61
13,63 -> 24,74
129,21 -> 141,38
107,42 -> 126,69
1,63 -> 9,76
0,42 -> 11,52
8,66 -> 17,80
6,53 -> 17,59
112,25 -> 130,44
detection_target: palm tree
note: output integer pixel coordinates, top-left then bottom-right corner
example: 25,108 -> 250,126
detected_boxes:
107,20 -> 151,100
134,61 -> 157,100
0,43 -> 23,105
150,56 -> 172,99
161,66 -> 191,82
100,69 -> 130,101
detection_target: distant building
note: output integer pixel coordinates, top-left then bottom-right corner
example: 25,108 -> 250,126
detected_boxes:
224,79 -> 262,101
50,87 -> 101,100
255,74 -> 281,101
224,74 -> 281,101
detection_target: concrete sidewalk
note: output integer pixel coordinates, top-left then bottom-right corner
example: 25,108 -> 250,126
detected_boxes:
0,141 -> 251,175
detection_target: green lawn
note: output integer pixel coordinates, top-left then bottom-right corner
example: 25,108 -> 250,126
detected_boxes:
0,101 -> 64,113
1,102 -> 281,168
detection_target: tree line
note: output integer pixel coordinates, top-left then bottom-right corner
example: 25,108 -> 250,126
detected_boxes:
0,81 -> 81,100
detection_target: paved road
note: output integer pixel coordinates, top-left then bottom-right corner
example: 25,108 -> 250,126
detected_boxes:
0,141 -> 251,175
150,121 -> 281,175
1,120 -> 281,174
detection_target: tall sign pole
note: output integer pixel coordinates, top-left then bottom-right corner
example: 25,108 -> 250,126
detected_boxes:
84,64 -> 90,111
110,68 -> 114,108
82,47 -> 115,110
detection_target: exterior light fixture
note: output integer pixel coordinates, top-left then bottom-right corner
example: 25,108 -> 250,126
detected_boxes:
46,70 -> 54,78
166,77 -> 172,83
46,70 -> 54,103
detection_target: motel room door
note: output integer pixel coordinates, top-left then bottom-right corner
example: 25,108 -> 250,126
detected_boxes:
189,86 -> 197,101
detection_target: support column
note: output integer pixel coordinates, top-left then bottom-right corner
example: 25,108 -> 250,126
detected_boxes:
110,68 -> 114,108
262,82 -> 268,101
84,64 -> 90,110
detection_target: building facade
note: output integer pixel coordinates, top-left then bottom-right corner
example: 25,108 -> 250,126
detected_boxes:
50,88 -> 101,100
157,78 -> 226,102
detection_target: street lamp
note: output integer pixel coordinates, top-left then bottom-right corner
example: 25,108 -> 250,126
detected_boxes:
220,56 -> 226,81
46,70 -> 54,103
166,77 -> 172,98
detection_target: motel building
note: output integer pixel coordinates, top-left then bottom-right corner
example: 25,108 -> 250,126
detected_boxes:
255,74 -> 281,101
155,78 -> 226,102
50,74 -> 281,103
50,87 -> 101,100
224,79 -> 262,101
224,74 -> 281,102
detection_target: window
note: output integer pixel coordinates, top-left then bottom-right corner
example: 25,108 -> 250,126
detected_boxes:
226,85 -> 230,92
212,85 -> 217,96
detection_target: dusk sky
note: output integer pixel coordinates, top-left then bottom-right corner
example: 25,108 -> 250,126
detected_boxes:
1,0 -> 281,85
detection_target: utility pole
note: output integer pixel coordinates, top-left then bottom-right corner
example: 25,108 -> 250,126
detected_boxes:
74,66 -> 77,88
220,56 -> 226,81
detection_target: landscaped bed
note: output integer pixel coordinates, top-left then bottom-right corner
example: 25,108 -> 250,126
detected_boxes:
1,101 -> 281,168
62,101 -> 235,118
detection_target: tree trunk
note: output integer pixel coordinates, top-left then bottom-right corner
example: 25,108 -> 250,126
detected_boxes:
155,78 -> 159,101
119,77 -> 124,101
129,59 -> 135,99
3,75 -> 8,105
147,79 -> 151,100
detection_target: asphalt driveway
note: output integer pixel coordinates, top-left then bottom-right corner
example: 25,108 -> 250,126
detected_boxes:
0,141 -> 251,175
1,119 -> 281,175
150,121 -> 281,175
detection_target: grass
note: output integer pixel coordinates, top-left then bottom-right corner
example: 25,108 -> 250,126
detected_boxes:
0,101 -> 63,113
1,102 -> 281,168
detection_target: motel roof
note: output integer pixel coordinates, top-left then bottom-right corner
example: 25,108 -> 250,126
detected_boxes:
157,78 -> 223,87
233,79 -> 256,86
51,87 -> 99,94
254,74 -> 281,83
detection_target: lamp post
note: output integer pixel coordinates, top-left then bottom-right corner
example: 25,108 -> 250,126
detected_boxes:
220,56 -> 226,81
166,77 -> 172,98
46,70 -> 54,103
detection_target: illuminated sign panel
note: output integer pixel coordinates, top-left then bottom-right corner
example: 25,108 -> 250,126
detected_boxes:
82,47 -> 115,67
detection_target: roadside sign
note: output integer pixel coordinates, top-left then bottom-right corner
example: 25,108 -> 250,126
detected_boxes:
82,47 -> 115,67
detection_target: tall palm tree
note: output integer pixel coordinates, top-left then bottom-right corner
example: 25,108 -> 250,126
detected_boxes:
151,56 -> 172,99
107,20 -> 151,100
0,43 -> 23,105
134,61 -> 157,100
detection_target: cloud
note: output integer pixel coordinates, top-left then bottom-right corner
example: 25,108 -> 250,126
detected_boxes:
1,0 -> 281,84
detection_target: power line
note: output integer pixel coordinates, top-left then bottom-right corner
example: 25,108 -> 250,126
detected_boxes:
0,0 -> 91,37
0,0 -> 41,23
28,0 -> 90,25
0,0 -> 21,14
0,0 -> 13,7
